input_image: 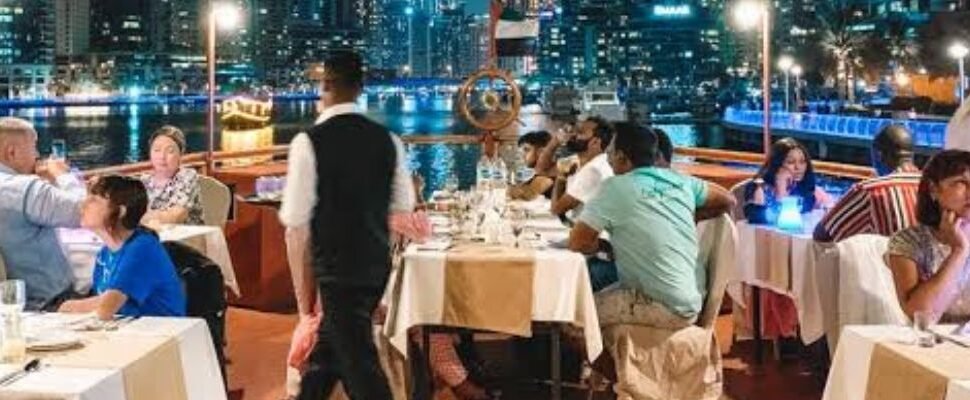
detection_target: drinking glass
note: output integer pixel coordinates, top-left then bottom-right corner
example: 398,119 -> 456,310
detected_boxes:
255,177 -> 267,198
912,310 -> 938,347
1,311 -> 25,363
0,280 -> 26,314
508,209 -> 526,248
445,173 -> 460,194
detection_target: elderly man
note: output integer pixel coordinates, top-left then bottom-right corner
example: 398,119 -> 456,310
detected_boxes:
0,117 -> 85,310
814,124 -> 920,243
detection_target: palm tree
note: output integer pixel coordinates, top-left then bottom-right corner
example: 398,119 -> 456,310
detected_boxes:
882,16 -> 921,75
816,1 -> 870,102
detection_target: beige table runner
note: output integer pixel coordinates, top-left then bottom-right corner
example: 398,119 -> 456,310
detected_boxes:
441,244 -> 535,336
865,341 -> 970,400
35,333 -> 187,400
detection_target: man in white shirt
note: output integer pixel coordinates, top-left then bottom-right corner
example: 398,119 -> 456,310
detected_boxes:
550,116 -> 616,219
278,52 -> 413,400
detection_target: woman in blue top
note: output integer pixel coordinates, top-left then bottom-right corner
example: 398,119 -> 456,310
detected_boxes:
743,137 -> 832,224
59,175 -> 186,320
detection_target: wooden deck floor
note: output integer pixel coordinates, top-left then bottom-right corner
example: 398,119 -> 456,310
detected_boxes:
223,307 -> 824,400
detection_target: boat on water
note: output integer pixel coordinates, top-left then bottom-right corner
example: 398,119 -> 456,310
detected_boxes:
579,81 -> 627,122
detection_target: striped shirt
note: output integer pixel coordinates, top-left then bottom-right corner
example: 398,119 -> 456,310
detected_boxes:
815,170 -> 920,242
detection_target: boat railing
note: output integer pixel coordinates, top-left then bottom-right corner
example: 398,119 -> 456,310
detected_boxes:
80,134 -> 874,182
723,106 -> 947,149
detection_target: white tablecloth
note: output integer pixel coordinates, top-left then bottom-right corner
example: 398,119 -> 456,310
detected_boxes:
823,325 -> 970,400
733,220 -> 837,344
60,225 -> 240,296
0,315 -> 225,400
383,246 -> 603,361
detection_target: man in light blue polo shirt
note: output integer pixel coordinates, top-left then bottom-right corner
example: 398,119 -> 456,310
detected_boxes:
569,122 -> 734,328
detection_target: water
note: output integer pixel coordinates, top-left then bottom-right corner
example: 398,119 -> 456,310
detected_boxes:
0,100 -> 803,195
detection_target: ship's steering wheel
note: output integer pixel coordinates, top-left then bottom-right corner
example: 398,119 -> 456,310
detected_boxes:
457,67 -> 522,132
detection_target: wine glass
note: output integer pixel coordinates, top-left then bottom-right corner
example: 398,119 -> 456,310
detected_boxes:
0,280 -> 26,314
508,209 -> 526,248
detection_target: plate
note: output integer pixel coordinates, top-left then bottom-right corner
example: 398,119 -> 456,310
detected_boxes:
27,331 -> 83,351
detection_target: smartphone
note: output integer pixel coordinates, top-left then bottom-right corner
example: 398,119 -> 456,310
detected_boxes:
51,139 -> 66,160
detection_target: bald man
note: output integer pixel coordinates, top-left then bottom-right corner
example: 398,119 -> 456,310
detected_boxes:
0,117 -> 85,310
814,125 -> 921,242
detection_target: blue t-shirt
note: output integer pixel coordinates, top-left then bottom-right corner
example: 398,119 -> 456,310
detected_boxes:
92,229 -> 187,317
578,167 -> 708,317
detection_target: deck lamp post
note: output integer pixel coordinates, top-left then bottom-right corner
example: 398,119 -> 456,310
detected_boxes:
733,0 -> 771,155
206,1 -> 242,173
778,55 -> 794,112
950,42 -> 969,105
791,64 -> 803,108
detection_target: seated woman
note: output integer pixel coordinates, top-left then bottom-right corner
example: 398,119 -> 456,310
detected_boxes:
139,126 -> 204,225
888,150 -> 970,323
59,175 -> 187,320
508,131 -> 556,201
743,137 -> 832,224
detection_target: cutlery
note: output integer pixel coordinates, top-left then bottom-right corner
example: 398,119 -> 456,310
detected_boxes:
105,316 -> 138,331
0,358 -> 41,387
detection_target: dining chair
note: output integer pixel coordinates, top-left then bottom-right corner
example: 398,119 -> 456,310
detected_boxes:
831,234 -> 907,351
198,175 -> 232,228
599,214 -> 736,400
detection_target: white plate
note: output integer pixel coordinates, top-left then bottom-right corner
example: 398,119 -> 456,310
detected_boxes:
27,331 -> 83,351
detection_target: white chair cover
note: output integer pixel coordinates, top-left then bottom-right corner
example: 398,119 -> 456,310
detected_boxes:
834,234 -> 908,350
198,175 -> 231,228
603,214 -> 736,400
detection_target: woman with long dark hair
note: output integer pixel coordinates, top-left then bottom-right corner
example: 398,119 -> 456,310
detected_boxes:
744,137 -> 832,224
887,150 -> 970,323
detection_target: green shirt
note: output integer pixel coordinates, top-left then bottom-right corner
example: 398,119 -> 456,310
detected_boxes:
579,167 -> 709,317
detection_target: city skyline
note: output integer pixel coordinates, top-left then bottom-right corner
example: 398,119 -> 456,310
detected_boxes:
0,0 -> 967,107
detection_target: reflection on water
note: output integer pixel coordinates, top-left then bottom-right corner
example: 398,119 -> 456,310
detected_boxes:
1,101 -> 721,196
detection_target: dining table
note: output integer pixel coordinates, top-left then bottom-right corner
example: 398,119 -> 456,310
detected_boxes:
823,324 -> 970,400
0,313 -> 226,400
731,210 -> 840,361
382,194 -> 601,400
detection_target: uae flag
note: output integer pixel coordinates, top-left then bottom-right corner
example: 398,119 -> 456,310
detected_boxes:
491,0 -> 539,57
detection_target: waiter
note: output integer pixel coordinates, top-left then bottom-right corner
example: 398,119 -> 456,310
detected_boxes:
280,51 -> 409,400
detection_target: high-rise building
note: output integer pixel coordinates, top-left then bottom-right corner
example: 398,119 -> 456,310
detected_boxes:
370,0 -> 411,75
253,0 -> 293,85
0,0 -> 55,65
91,0 -> 151,53
55,0 -> 91,56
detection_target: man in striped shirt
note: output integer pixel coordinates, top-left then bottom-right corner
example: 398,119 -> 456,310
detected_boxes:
814,125 -> 920,243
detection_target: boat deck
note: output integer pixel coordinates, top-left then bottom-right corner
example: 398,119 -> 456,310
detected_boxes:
224,307 -> 824,400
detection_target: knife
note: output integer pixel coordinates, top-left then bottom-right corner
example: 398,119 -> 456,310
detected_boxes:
0,358 -> 41,387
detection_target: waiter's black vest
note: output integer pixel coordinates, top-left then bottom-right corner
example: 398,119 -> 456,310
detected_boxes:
306,114 -> 396,288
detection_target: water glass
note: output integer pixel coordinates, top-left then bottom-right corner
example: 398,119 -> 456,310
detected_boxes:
255,177 -> 268,198
0,280 -> 26,314
445,173 -> 460,194
912,310 -> 938,347
1,311 -> 25,363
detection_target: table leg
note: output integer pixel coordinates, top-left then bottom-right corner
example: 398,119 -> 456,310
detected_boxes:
551,325 -> 562,400
424,328 -> 433,398
408,335 -> 432,400
753,285 -> 763,364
